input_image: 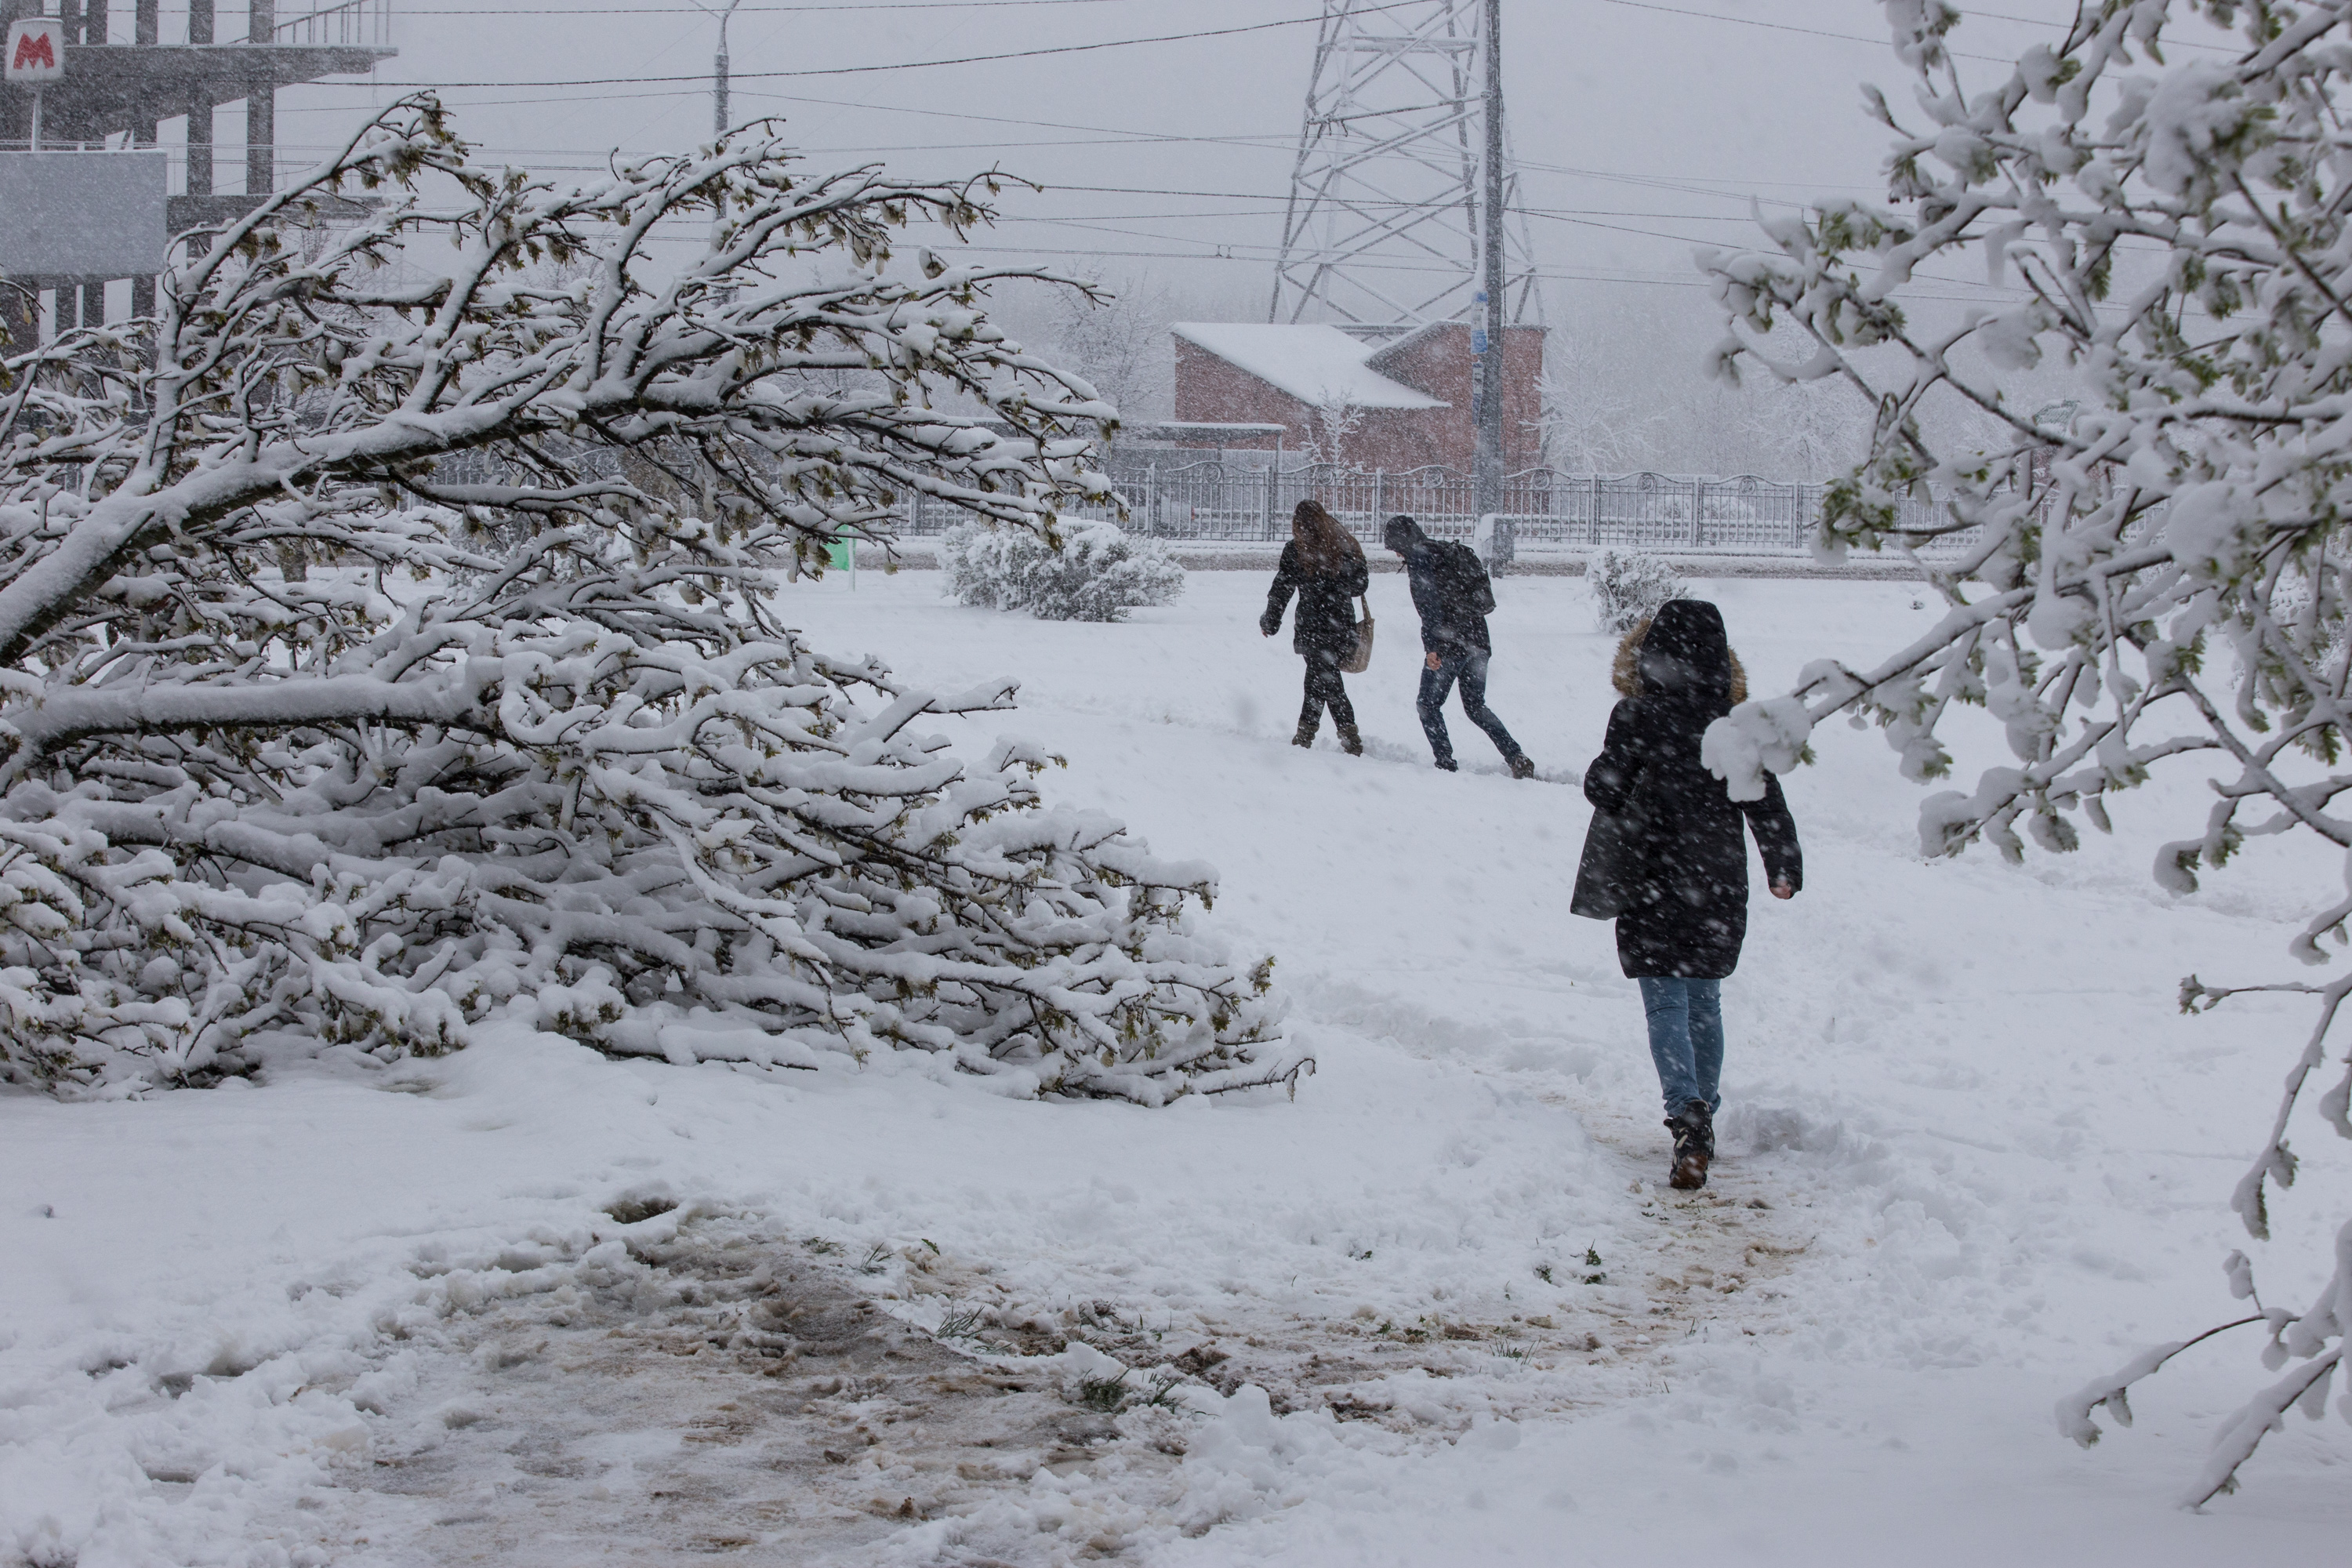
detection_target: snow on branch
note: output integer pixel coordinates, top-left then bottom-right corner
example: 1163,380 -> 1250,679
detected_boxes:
0,97 -> 1301,1106
1695,2 -> 2352,1500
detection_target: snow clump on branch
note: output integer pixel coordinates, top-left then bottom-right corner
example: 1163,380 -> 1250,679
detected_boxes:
1697,0 -> 2352,1502
0,97 -> 1300,1105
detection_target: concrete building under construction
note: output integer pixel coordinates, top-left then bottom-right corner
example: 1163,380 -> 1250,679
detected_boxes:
1,0 -> 393,343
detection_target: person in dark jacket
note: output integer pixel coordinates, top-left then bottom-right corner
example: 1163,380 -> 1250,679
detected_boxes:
1261,499 -> 1371,755
1381,515 -> 1535,779
1580,599 -> 1801,1191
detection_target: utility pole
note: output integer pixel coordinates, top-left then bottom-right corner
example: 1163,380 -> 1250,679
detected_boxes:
1473,0 -> 1508,552
703,0 -> 746,140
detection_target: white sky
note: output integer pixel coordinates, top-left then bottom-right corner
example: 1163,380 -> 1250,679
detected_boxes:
238,0 -> 2245,321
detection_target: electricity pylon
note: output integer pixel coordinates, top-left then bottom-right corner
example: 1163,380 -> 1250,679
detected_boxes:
1269,0 -> 1544,331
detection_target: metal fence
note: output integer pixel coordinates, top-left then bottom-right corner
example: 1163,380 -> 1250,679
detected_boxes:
897,460 -> 1969,556
274,0 -> 394,46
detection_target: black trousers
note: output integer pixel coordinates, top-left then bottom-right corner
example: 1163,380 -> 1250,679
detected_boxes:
1300,648 -> 1356,733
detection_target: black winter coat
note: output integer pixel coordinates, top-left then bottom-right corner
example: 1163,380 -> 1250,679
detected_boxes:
1402,539 -> 1492,657
1261,541 -> 1369,655
1581,601 -> 1802,979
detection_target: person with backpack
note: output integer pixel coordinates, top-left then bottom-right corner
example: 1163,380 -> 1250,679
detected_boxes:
1381,515 -> 1536,779
1262,499 -> 1371,755
1573,600 -> 1801,1192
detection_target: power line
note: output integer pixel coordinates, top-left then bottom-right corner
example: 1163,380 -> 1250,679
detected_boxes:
1596,0 -> 2237,65
392,0 -> 1157,12
1592,0 -> 2011,63
394,0 -> 1142,9
343,3 -> 1410,89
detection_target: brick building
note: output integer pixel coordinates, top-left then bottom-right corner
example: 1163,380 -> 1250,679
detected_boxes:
1171,320 -> 1546,472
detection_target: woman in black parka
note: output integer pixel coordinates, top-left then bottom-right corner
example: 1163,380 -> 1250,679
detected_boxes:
1580,599 -> 1802,1191
1261,499 -> 1371,755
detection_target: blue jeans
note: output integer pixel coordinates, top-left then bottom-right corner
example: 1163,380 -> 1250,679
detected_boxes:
1639,977 -> 1723,1120
1417,650 -> 1523,766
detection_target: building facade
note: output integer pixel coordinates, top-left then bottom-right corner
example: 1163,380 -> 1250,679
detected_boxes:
1171,320 -> 1546,473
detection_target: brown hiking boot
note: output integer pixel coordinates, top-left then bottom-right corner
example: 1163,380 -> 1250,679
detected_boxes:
1508,754 -> 1537,780
1337,722 -> 1364,756
1292,720 -> 1318,749
1667,1102 -> 1714,1190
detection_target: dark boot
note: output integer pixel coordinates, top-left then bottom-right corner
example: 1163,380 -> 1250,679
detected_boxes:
1434,757 -> 1459,772
1336,722 -> 1364,757
1508,753 -> 1537,780
1293,717 -> 1319,749
1667,1101 -> 1713,1191
1687,1099 -> 1717,1160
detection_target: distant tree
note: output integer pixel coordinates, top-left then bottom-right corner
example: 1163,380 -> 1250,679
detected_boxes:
1300,387 -> 1367,470
1046,270 -> 1175,429
1537,326 -> 1666,474
0,99 -> 1298,1105
1699,0 -> 2351,1503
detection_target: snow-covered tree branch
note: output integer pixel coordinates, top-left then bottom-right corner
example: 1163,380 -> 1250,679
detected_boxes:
0,97 -> 1298,1105
1697,1 -> 2352,1501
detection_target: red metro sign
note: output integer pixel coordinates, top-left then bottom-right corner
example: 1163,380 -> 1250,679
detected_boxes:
5,18 -> 67,83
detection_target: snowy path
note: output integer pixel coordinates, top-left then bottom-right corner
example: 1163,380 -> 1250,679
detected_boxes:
4,574 -> 2349,1566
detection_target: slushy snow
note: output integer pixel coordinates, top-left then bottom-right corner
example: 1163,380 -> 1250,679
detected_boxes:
3,571 -> 2347,1566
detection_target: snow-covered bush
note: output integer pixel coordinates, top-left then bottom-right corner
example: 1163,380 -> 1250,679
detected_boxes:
0,98 -> 1299,1105
1699,0 -> 2352,1502
1587,548 -> 1686,634
940,517 -> 1183,622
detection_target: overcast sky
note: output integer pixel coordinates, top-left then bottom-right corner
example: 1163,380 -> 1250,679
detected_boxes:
239,0 -> 2241,325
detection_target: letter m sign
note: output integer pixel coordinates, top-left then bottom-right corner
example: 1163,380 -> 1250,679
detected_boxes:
5,18 -> 66,84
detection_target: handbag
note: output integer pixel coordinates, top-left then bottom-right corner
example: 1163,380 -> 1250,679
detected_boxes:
1338,594 -> 1375,674
1570,795 -> 1646,920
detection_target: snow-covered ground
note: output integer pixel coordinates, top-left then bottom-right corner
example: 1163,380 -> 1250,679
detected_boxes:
5,570 -> 2349,1566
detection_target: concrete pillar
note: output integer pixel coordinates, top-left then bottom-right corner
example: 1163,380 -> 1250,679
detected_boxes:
249,2 -> 275,192
245,87 -> 272,194
186,103 -> 212,197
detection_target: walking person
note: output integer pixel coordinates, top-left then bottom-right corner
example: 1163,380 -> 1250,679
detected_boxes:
1261,499 -> 1371,755
1381,515 -> 1536,779
1573,600 -> 1801,1191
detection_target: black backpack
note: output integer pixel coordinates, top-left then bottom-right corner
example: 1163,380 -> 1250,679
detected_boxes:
1437,540 -> 1496,617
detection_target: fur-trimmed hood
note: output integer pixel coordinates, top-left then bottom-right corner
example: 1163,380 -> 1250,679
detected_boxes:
1613,615 -> 1746,703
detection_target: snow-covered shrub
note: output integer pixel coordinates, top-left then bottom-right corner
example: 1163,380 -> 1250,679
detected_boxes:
941,518 -> 1183,622
1699,0 -> 2352,1501
1587,548 -> 1686,634
0,98 -> 1300,1105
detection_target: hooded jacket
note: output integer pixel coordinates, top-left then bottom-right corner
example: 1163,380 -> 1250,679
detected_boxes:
1388,519 -> 1492,659
1581,601 -> 1802,978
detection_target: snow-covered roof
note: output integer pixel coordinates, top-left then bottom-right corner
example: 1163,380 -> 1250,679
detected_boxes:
1171,323 -> 1448,410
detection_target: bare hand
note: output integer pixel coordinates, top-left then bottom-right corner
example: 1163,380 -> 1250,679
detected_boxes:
1425,651 -> 1442,671
1770,880 -> 1796,900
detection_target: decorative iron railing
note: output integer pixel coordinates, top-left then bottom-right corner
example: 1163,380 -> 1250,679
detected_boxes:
895,461 -> 1972,556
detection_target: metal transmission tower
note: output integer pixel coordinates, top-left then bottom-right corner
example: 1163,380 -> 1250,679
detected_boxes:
1269,0 -> 1541,332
